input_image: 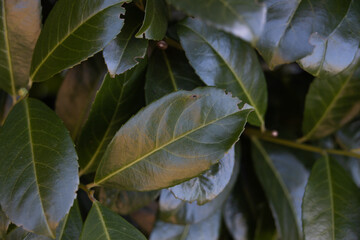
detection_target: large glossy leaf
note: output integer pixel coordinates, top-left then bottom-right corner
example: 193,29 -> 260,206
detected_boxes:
299,1 -> 360,77
169,146 -> 234,205
178,18 -> 267,129
94,87 -> 252,190
0,0 -> 41,95
135,0 -> 168,40
145,47 -> 204,104
80,201 -> 146,240
56,200 -> 82,240
251,139 -> 309,240
302,155 -> 360,239
103,5 -> 148,76
150,210 -> 221,240
0,206 -> 9,239
300,68 -> 360,141
77,60 -> 146,175
256,0 -> 352,69
55,56 -> 106,139
0,98 -> 79,238
336,117 -> 360,154
166,0 -> 266,44
98,188 -> 159,215
30,0 -> 127,82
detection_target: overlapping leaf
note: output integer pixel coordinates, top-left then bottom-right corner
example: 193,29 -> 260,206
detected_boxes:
336,117 -> 360,154
77,60 -> 147,175
136,0 -> 168,40
5,227 -> 50,240
103,5 -> 148,76
56,200 -> 82,240
30,0 -> 127,82
145,47 -> 204,104
300,67 -> 360,141
80,202 -> 146,240
0,98 -> 79,238
0,0 -> 41,95
178,18 -> 267,129
251,139 -> 309,240
94,87 -> 252,190
223,194 -> 248,240
167,0 -> 266,44
0,206 -> 9,239
302,155 -> 360,239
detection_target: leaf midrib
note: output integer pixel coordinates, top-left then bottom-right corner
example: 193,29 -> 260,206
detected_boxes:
94,203 -> 111,240
162,50 -> 178,91
180,23 -> 264,127
95,106 -> 245,184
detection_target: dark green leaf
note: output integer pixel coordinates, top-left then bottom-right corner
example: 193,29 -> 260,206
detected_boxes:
30,0 -> 127,82
302,155 -> 360,240
98,188 -> 159,215
95,87 -> 252,190
223,194 -> 248,240
55,56 -> 106,140
299,1 -> 360,77
300,68 -> 360,142
166,0 -> 266,44
0,98 -> 79,238
336,117 -> 360,154
103,5 -> 148,76
77,60 -> 147,175
178,18 -> 267,129
251,139 -> 309,240
0,90 -> 11,125
150,210 -> 221,240
254,205 -> 278,240
56,200 -> 82,240
80,201 -> 146,240
135,0 -> 168,40
256,0 -> 353,69
145,47 -> 204,104
169,147 -> 234,205
0,206 -> 9,239
0,0 -> 41,95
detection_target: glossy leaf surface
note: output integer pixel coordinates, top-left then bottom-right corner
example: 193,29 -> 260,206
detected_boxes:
135,0 -> 168,40
56,200 -> 82,240
302,155 -> 360,239
95,87 -> 252,190
167,0 -> 266,44
103,6 -> 148,76
251,139 -> 309,240
55,56 -> 106,139
145,47 -> 204,104
169,147 -> 234,205
78,60 -> 146,175
98,188 -> 159,215
150,210 -> 221,240
0,206 -> 9,239
80,201 -> 146,240
30,0 -> 127,82
0,98 -> 78,238
178,18 -> 267,128
0,0 -> 41,95
300,68 -> 360,141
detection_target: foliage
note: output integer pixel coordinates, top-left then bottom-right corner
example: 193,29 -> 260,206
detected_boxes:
0,0 -> 360,239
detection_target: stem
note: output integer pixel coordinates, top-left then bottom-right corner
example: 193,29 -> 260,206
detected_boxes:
86,182 -> 98,189
245,128 -> 360,159
164,37 -> 183,51
79,184 -> 97,202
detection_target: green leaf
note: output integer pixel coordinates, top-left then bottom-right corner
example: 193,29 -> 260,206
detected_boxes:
77,60 -> 147,175
56,200 -> 82,240
0,89 -> 11,125
169,146 -> 234,205
223,194 -> 248,240
55,56 -> 106,140
98,188 -> 159,215
0,206 -> 9,239
6,227 -> 51,240
299,1 -> 360,77
149,210 -> 222,240
0,0 -> 41,96
135,0 -> 168,40
0,98 -> 79,238
95,87 -> 252,190
178,18 -> 267,129
166,0 -> 266,44
302,155 -> 360,240
103,5 -> 148,76
251,139 -> 309,240
300,68 -> 360,142
30,0 -> 127,82
256,0 -> 353,69
80,201 -> 146,240
336,117 -> 360,154
145,47 -> 204,104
